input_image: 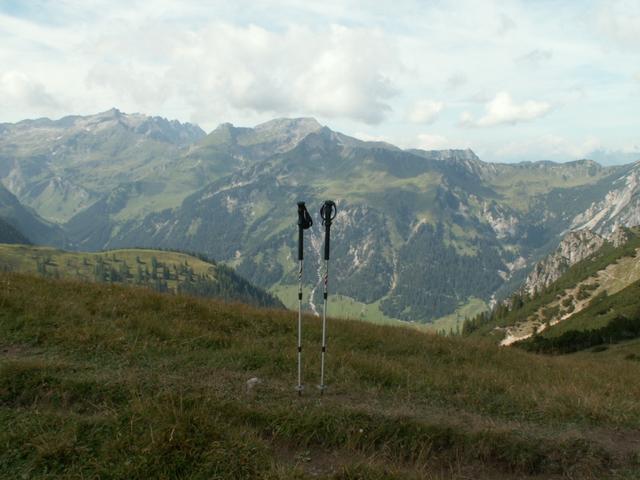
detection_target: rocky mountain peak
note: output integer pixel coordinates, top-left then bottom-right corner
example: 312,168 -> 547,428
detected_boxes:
409,148 -> 480,162
1,109 -> 205,146
252,117 -> 324,148
80,109 -> 205,145
254,117 -> 322,134
200,117 -> 325,158
101,107 -> 122,117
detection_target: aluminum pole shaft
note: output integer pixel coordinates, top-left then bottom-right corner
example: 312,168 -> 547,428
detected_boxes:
319,259 -> 329,394
296,259 -> 303,394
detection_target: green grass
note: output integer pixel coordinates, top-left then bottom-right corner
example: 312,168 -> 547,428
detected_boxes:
0,244 -> 217,290
2,273 -> 640,478
578,337 -> 640,360
0,244 -> 282,309
513,280 -> 640,354
270,283 -> 300,309
271,284 -> 425,329
427,297 -> 488,334
482,161 -> 614,212
541,289 -> 629,338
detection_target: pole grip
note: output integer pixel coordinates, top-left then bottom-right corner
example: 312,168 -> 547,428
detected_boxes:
297,201 -> 311,261
320,200 -> 336,261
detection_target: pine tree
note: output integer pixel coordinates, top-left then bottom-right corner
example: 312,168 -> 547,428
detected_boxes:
151,256 -> 158,280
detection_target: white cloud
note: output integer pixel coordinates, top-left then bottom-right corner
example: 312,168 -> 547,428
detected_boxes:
352,132 -> 391,143
460,92 -> 552,127
497,13 -> 517,35
445,73 -> 467,90
407,100 -> 443,124
495,135 -> 601,162
516,49 -> 552,65
634,72 -> 640,82
595,0 -> 640,50
0,71 -> 61,114
415,133 -> 450,150
83,23 -> 399,125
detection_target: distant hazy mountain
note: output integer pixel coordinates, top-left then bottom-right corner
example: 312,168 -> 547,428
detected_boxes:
587,149 -> 640,166
0,108 -> 205,223
1,110 -> 639,323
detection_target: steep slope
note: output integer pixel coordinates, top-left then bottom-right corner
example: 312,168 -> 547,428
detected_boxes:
0,183 -> 64,246
0,217 -> 30,245
0,244 -> 282,309
522,229 -> 607,296
516,278 -> 640,354
2,273 -> 640,478
465,227 -> 640,345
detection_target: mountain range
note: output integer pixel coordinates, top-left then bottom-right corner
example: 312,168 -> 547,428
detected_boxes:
1,109 -> 639,325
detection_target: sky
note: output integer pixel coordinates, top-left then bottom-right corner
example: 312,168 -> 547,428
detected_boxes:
0,0 -> 639,163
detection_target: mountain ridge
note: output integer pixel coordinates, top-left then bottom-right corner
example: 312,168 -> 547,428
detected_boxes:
2,109 -> 640,324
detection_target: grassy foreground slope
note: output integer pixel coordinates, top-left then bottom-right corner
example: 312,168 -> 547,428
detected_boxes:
2,274 -> 640,479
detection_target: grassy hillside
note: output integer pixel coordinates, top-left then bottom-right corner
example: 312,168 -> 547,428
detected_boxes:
466,228 -> 640,341
2,273 -> 640,478
0,244 -> 282,309
542,280 -> 640,337
515,279 -> 640,354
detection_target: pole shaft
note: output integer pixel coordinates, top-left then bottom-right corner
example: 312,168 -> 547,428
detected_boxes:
319,259 -> 328,393
297,259 -> 303,394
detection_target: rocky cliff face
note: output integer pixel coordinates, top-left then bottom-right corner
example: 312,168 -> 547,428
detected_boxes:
522,230 -> 606,296
571,163 -> 640,235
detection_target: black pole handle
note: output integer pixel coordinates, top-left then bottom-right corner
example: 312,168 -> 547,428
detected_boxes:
297,202 -> 312,260
320,200 -> 337,261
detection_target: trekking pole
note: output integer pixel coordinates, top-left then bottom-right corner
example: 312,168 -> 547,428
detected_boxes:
296,201 -> 312,395
318,200 -> 337,395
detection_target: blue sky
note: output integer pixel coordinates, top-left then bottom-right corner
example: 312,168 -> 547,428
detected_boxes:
0,0 -> 638,163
